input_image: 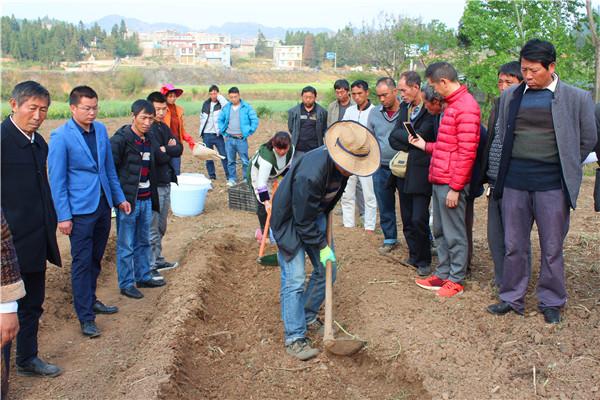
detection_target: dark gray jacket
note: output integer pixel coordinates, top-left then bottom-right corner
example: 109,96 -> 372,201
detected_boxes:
287,103 -> 328,149
271,146 -> 347,261
494,80 -> 597,208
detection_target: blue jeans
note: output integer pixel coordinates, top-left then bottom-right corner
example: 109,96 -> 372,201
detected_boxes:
278,213 -> 335,345
224,136 -> 249,182
203,133 -> 229,179
116,199 -> 153,289
372,165 -> 399,245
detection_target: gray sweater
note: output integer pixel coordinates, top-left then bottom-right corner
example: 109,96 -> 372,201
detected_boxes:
367,105 -> 400,165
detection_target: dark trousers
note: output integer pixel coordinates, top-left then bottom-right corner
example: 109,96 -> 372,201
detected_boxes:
16,270 -> 46,366
1,342 -> 10,400
487,194 -> 505,287
372,166 -> 400,244
203,133 -> 229,179
70,196 -> 111,322
500,188 -> 569,313
397,178 -> 431,268
465,198 -> 475,272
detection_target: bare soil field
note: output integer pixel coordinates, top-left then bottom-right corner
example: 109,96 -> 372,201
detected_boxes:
8,115 -> 600,400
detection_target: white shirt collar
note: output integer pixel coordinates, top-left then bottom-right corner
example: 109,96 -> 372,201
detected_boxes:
524,73 -> 558,93
10,115 -> 35,143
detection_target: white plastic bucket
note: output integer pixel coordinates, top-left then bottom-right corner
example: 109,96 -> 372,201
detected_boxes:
170,173 -> 212,217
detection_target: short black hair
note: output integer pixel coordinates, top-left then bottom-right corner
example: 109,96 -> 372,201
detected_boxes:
422,84 -> 444,103
131,99 -> 155,116
399,71 -> 421,88
69,85 -> 97,106
11,80 -> 51,107
351,80 -> 369,91
333,79 -> 350,91
147,91 -> 167,104
228,86 -> 240,94
376,77 -> 396,89
519,39 -> 556,70
498,61 -> 523,81
209,85 -> 219,93
301,86 -> 317,96
425,62 -> 459,83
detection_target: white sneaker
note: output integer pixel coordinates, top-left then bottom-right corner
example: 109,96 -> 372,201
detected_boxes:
227,180 -> 236,187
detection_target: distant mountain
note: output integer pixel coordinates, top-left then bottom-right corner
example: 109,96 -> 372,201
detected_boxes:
204,22 -> 333,39
89,15 -> 333,39
89,15 -> 192,33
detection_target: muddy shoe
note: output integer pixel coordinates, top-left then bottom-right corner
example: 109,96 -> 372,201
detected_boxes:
286,339 -> 320,361
307,318 -> 325,336
378,243 -> 398,255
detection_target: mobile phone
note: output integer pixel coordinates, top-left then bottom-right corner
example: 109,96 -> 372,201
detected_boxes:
403,122 -> 419,139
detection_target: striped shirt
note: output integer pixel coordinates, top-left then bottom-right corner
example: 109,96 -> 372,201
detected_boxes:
135,136 -> 152,200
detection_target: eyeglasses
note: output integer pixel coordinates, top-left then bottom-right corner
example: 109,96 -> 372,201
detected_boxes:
77,106 -> 99,113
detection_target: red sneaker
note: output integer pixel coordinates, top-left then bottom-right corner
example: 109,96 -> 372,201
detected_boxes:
437,281 -> 464,297
415,275 -> 445,291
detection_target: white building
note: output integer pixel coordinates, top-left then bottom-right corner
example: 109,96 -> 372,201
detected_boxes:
273,45 -> 303,69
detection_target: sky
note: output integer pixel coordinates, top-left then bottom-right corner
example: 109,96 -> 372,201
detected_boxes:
1,0 -> 467,31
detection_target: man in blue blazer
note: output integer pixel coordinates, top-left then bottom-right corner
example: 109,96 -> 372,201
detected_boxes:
48,86 -> 131,338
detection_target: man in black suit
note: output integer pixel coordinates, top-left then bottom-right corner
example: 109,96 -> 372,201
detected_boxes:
1,81 -> 63,377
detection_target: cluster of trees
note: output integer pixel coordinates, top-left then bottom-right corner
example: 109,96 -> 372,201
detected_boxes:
1,16 -> 140,66
282,0 -> 599,101
282,16 -> 456,77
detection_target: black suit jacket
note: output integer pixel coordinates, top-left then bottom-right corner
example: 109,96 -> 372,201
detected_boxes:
388,103 -> 437,195
1,117 -> 61,272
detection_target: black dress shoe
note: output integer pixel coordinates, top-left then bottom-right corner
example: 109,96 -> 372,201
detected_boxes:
487,302 -> 519,316
93,300 -> 119,314
136,279 -> 166,288
120,286 -> 144,299
542,307 -> 561,324
16,357 -> 63,377
80,321 -> 101,338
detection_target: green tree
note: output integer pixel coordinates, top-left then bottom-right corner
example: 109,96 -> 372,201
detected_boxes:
458,0 -> 593,99
255,29 -> 271,58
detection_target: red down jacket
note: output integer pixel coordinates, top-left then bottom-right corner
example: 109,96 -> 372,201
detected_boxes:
425,85 -> 480,191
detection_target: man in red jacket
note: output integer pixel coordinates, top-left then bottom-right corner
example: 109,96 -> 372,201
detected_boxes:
409,62 -> 480,297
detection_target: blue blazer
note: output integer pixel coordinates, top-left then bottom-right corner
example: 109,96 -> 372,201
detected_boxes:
48,119 -> 126,222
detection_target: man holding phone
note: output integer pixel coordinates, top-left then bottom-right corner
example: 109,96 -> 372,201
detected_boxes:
409,62 -> 480,298
389,71 -> 437,277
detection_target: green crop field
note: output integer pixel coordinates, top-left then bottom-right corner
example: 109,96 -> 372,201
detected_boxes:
1,99 -> 300,120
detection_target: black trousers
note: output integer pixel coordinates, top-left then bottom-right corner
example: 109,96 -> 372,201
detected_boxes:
1,341 -> 10,400
397,179 -> 432,269
16,270 -> 46,366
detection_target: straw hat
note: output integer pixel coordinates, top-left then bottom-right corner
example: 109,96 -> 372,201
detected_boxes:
324,121 -> 380,177
160,83 -> 183,97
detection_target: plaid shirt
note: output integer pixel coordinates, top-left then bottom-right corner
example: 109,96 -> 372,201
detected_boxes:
1,208 -> 25,304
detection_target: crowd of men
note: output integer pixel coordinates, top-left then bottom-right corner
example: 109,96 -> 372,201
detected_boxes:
1,38 -> 600,390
